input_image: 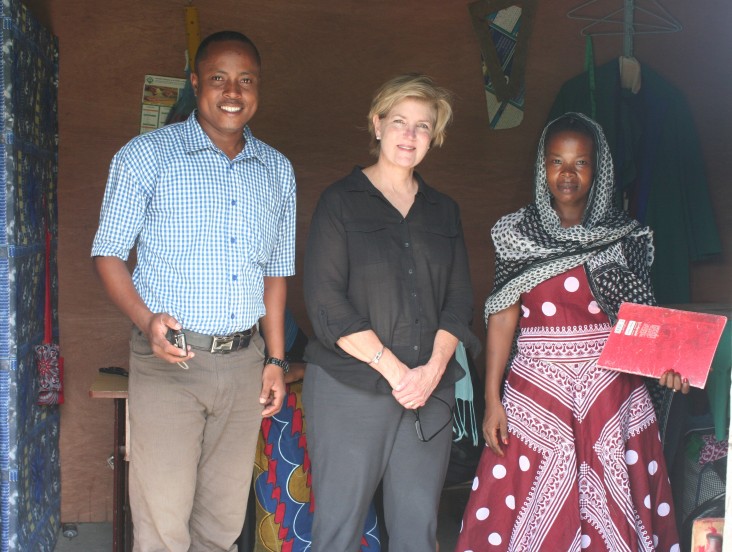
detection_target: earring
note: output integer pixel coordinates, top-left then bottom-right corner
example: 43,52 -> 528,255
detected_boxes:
376,135 -> 381,141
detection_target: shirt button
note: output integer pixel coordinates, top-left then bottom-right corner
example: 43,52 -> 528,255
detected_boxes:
404,242 -> 410,248
231,200 -> 237,206
232,274 -> 238,281
231,237 -> 236,244
408,268 -> 414,275
415,319 -> 419,324
413,345 -> 418,351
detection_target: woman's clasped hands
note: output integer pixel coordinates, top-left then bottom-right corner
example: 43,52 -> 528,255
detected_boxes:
392,361 -> 442,410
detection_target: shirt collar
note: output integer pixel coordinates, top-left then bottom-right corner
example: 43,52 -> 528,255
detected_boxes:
346,166 -> 439,204
181,111 -> 267,163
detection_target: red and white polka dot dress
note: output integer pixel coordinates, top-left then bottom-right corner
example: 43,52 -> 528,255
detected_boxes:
456,266 -> 680,551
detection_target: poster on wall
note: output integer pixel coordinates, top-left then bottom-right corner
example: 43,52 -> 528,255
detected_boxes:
140,75 -> 187,134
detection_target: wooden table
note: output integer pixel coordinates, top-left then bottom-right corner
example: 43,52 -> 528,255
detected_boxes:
89,372 -> 131,552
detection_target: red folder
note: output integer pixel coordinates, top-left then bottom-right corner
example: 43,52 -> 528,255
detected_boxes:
597,303 -> 728,389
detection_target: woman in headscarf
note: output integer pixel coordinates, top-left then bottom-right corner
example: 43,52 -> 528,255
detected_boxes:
455,113 -> 686,551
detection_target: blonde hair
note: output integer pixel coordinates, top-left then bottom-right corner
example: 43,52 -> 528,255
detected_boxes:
367,73 -> 453,156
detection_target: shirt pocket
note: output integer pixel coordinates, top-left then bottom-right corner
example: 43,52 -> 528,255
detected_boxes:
419,221 -> 459,266
344,220 -> 390,266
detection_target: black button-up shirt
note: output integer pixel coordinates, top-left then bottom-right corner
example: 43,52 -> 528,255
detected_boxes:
304,167 -> 478,393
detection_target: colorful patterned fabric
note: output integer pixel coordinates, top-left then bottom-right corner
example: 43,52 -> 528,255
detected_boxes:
457,266 -> 680,551
0,0 -> 60,549
253,382 -> 380,551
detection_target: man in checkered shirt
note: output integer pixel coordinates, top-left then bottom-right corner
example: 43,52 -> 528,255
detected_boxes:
91,30 -> 296,552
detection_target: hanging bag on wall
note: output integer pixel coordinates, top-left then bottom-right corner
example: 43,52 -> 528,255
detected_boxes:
35,220 -> 64,405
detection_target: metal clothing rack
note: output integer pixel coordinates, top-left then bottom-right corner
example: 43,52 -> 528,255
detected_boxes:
567,0 -> 682,57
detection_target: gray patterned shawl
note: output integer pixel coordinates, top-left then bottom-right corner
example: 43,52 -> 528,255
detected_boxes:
485,112 -> 656,323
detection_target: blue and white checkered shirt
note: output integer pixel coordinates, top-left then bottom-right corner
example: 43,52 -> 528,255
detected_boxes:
91,114 -> 296,335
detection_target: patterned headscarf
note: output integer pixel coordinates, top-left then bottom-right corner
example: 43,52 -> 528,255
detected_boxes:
485,112 -> 655,323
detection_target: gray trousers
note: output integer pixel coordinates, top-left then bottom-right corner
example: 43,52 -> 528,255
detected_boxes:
128,328 -> 266,552
302,363 -> 454,552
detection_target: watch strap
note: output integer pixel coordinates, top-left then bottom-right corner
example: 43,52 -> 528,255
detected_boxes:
265,356 -> 289,374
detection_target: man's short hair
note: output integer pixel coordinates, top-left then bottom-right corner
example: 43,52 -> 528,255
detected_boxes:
194,31 -> 261,72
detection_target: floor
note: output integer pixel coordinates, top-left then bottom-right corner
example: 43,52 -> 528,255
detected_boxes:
53,523 -> 111,552
53,485 -> 471,551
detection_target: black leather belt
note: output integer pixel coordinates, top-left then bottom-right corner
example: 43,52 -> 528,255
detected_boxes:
175,326 -> 257,354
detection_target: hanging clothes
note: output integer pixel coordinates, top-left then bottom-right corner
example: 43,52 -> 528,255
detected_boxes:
548,60 -> 721,304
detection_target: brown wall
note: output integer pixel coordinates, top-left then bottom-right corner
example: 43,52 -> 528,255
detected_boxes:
28,0 -> 731,521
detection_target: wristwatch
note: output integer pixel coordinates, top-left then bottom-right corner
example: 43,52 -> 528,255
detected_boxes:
265,356 -> 290,374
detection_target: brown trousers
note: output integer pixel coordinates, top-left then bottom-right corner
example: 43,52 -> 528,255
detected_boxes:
128,327 -> 265,552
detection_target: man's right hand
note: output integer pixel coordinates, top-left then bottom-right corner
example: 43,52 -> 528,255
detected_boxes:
143,313 -> 195,364
94,256 -> 193,365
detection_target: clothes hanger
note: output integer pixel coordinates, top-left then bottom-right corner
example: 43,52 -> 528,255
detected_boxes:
568,0 -> 681,92
568,0 -> 682,53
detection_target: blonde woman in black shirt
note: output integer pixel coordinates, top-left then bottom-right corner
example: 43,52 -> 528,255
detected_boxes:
303,73 -> 479,552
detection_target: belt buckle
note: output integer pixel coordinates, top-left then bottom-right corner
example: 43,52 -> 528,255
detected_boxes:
210,335 -> 235,353
210,330 -> 252,353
